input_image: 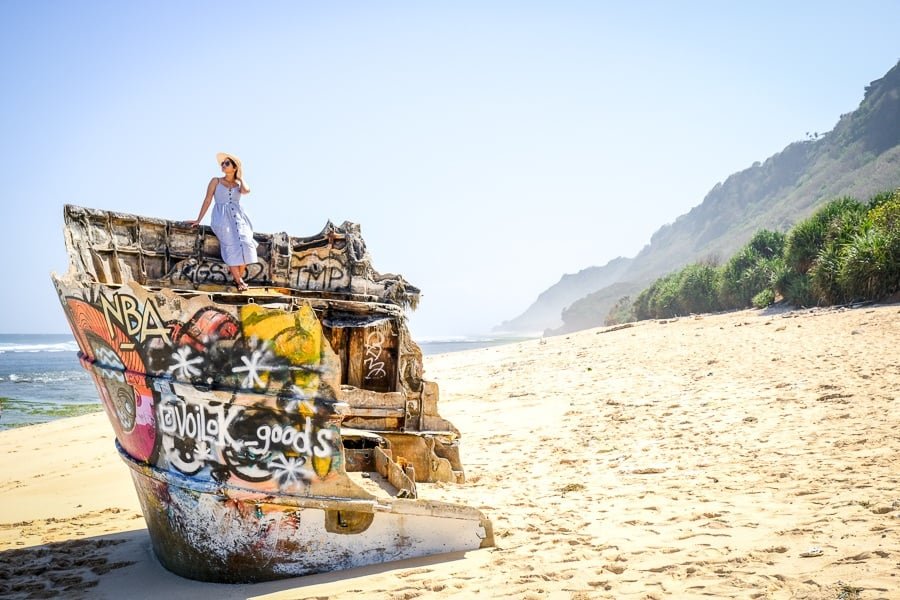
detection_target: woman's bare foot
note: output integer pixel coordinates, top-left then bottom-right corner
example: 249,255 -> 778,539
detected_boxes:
229,265 -> 249,291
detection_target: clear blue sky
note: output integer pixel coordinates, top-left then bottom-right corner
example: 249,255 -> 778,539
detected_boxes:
2,1 -> 898,338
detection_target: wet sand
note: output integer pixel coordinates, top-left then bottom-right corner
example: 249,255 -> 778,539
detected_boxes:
1,303 -> 898,599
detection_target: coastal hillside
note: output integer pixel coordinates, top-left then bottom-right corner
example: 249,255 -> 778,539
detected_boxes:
500,59 -> 900,335
495,256 -> 632,333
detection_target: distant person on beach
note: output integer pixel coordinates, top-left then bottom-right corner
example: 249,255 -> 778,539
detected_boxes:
187,152 -> 258,291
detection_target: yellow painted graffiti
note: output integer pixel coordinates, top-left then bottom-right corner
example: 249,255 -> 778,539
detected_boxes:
239,303 -> 340,403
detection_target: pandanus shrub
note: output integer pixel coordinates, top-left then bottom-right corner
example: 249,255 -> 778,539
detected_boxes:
838,194 -> 900,300
718,230 -> 785,309
604,295 -> 634,326
785,197 -> 865,274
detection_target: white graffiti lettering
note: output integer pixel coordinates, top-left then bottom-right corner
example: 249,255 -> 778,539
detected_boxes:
251,419 -> 334,457
100,292 -> 172,349
153,380 -> 335,482
363,330 -> 387,380
159,396 -> 237,447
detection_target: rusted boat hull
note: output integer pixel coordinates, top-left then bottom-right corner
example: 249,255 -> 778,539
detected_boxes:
122,446 -> 491,582
52,205 -> 492,582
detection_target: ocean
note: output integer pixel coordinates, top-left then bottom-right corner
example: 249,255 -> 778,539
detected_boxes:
0,334 -> 98,430
0,333 -> 529,431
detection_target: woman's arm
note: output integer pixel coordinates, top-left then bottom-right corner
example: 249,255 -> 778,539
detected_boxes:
239,178 -> 251,194
187,178 -> 218,226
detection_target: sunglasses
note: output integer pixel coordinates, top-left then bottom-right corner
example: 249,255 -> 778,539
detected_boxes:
221,160 -> 234,167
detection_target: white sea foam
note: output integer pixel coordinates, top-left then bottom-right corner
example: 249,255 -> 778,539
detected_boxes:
416,334 -> 536,356
3,372 -> 87,384
418,335 -> 494,344
0,341 -> 80,353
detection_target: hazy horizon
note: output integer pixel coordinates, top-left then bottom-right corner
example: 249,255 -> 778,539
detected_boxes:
3,1 -> 900,338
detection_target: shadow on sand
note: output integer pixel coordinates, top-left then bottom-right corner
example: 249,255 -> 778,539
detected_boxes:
1,527 -> 477,600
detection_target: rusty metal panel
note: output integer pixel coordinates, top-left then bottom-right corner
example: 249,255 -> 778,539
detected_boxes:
254,236 -> 271,264
380,433 -> 463,484
269,231 -> 292,285
141,254 -> 168,281
168,225 -> 199,256
139,220 -> 167,249
110,216 -> 139,248
200,232 -> 221,260
86,212 -> 112,249
127,453 -> 491,582
343,448 -> 376,472
116,250 -> 143,283
346,322 -> 396,393
374,446 -> 417,498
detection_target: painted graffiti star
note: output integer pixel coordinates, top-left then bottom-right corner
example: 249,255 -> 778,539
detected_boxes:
168,346 -> 204,379
232,343 -> 285,389
195,440 -> 214,462
233,349 -> 268,389
270,453 -> 310,486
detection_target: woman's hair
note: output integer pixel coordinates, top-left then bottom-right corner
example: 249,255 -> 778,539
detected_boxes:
221,157 -> 243,182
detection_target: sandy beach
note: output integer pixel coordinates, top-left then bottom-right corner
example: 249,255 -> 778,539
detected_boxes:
1,303 -> 898,599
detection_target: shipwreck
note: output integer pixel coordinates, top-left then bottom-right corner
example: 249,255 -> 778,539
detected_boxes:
51,204 -> 493,582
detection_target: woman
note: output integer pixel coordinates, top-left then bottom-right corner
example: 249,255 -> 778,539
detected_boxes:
188,152 -> 258,291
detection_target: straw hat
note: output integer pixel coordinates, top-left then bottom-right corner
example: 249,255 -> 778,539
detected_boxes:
216,152 -> 243,179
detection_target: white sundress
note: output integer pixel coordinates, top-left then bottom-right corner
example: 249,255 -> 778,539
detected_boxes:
210,179 -> 258,266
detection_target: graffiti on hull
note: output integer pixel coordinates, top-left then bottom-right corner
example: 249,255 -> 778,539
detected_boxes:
63,285 -> 342,491
155,380 -> 336,485
166,257 -> 269,287
292,249 -> 350,292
